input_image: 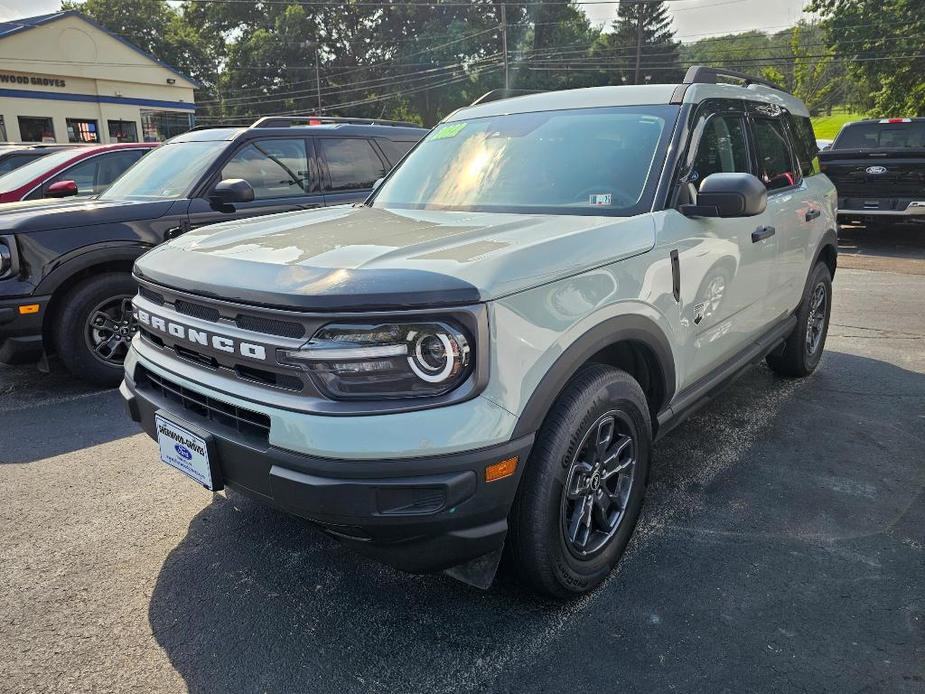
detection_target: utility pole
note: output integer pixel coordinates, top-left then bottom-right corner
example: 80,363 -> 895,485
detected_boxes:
315,48 -> 322,114
633,1 -> 644,86
501,2 -> 509,91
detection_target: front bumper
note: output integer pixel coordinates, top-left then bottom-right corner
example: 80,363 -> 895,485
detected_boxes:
0,295 -> 49,363
837,199 -> 925,223
122,367 -> 533,574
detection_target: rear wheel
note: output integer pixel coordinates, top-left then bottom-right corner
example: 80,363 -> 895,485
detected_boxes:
54,273 -> 138,386
767,261 -> 832,377
506,364 -> 651,598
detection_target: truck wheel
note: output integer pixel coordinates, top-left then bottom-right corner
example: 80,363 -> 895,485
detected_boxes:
507,364 -> 651,599
767,262 -> 832,377
54,273 -> 138,386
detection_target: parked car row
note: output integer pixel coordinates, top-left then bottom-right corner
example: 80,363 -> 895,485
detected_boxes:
0,116 -> 427,382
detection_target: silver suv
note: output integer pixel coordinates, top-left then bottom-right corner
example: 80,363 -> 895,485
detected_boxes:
122,67 -> 837,598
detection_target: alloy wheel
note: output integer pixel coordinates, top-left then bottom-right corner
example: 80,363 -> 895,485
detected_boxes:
85,295 -> 137,366
805,282 -> 827,355
560,410 -> 637,558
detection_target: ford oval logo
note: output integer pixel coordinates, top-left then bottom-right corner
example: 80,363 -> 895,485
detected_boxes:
175,443 -> 193,460
866,166 -> 888,175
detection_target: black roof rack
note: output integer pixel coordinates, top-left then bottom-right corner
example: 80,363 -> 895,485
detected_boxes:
470,89 -> 542,106
250,115 -> 422,129
683,65 -> 785,93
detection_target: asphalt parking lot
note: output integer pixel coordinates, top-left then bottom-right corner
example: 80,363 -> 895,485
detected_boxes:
1,227 -> 923,693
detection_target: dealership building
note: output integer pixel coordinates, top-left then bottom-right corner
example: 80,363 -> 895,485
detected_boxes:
0,10 -> 197,144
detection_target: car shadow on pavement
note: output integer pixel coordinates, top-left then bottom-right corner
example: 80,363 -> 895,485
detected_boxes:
0,388 -> 138,464
147,351 -> 925,694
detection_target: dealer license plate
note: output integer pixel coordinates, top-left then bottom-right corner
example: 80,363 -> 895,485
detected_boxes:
155,414 -> 214,490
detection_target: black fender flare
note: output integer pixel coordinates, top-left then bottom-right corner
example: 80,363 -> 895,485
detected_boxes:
33,242 -> 153,296
510,314 -> 676,439
812,227 -> 838,275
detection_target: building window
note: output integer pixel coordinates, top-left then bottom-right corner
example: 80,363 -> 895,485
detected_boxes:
18,116 -> 55,142
108,120 -> 138,143
66,118 -> 100,143
140,110 -> 193,142
0,116 -> 6,142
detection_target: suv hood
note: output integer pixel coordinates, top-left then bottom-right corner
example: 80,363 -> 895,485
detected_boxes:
135,205 -> 656,310
0,197 -> 174,233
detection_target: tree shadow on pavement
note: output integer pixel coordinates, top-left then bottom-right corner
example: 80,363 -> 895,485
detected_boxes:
148,352 -> 925,694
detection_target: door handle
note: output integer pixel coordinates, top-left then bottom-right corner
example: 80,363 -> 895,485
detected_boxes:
752,225 -> 776,243
805,208 -> 822,222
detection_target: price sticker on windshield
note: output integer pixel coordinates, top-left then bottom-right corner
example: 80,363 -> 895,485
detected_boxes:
432,122 -> 467,140
589,193 -> 613,207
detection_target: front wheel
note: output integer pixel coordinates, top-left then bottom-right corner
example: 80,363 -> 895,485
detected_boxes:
54,273 -> 138,386
506,365 -> 651,598
767,261 -> 832,377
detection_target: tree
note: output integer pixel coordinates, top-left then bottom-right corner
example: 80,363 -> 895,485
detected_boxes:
603,0 -> 682,85
61,0 -> 216,91
761,23 -> 838,116
809,0 -> 925,116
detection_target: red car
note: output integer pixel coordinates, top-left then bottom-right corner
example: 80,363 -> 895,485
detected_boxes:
0,142 -> 157,203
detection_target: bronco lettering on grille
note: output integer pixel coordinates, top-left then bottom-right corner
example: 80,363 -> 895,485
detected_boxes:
136,308 -> 268,361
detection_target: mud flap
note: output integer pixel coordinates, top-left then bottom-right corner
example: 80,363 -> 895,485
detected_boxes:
443,545 -> 505,590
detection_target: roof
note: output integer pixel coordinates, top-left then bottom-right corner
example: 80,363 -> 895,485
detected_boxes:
169,123 -> 428,144
448,80 -> 811,121
0,10 -> 201,88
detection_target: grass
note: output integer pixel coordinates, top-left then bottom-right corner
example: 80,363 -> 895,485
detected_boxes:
812,109 -> 866,140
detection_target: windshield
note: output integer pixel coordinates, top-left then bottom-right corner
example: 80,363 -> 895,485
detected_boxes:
0,148 -> 79,191
101,140 -> 227,200
372,105 -> 675,216
835,121 -> 925,150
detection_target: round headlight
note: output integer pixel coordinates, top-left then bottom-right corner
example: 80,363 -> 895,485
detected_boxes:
406,327 -> 468,383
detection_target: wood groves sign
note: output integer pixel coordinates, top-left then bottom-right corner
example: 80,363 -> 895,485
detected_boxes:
0,74 -> 66,88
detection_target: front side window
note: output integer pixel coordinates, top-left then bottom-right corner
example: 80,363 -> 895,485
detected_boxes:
100,140 -> 226,200
18,116 -> 55,143
319,138 -> 386,191
373,106 -> 675,216
752,118 -> 799,191
46,156 -> 100,195
66,118 -> 100,144
690,115 -> 750,188
220,139 -> 310,199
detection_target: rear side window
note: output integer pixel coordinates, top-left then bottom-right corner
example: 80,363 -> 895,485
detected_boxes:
835,121 -> 925,149
376,138 -> 417,166
789,116 -> 820,176
318,138 -> 386,191
221,138 -> 310,199
752,118 -> 799,191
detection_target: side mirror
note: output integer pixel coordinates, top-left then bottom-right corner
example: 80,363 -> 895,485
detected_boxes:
680,173 -> 767,218
209,178 -> 255,207
46,180 -> 78,198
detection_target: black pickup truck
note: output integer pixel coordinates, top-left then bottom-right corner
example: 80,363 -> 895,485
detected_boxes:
819,117 -> 925,228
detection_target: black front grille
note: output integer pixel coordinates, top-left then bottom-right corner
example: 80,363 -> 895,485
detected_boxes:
174,299 -> 220,322
235,314 -> 305,339
139,286 -> 165,305
137,366 -> 271,443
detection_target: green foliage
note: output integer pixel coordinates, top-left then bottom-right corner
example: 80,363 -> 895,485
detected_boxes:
809,0 -> 925,116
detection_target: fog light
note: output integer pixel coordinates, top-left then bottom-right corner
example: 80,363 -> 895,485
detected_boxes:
485,456 -> 518,483
18,304 -> 39,315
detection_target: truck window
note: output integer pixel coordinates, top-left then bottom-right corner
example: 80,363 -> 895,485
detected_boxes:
318,138 -> 387,191
835,121 -> 925,150
376,138 -> 417,166
690,115 -> 750,188
752,118 -> 799,191
789,116 -> 820,176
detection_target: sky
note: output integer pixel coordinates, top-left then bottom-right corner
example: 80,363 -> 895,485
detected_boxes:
0,0 -> 812,41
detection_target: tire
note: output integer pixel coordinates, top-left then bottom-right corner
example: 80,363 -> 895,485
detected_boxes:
54,273 -> 138,386
766,262 -> 832,377
506,364 -> 652,599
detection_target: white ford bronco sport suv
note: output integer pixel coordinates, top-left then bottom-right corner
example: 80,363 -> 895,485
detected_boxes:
122,67 -> 837,598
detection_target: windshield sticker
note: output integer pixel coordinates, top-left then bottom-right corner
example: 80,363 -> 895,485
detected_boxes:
589,193 -> 613,207
432,122 -> 467,140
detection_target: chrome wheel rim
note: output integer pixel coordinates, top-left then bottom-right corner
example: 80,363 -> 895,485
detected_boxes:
805,282 -> 827,355
560,410 -> 637,558
85,295 -> 136,366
